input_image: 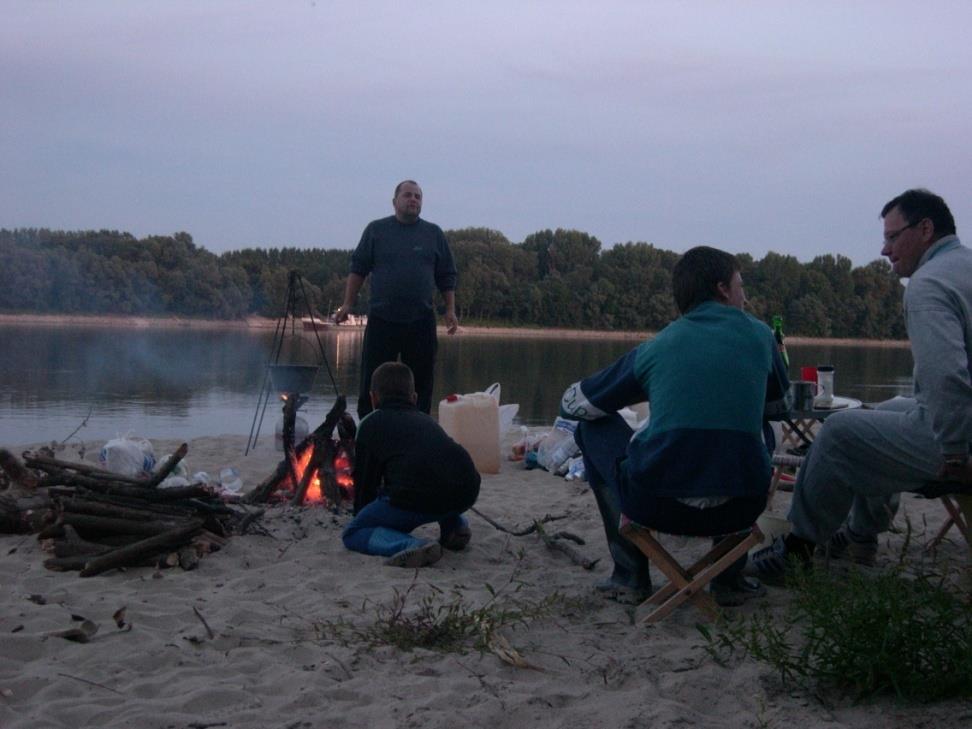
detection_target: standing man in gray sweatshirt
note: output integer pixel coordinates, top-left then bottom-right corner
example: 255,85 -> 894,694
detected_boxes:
335,180 -> 459,418
754,188 -> 972,578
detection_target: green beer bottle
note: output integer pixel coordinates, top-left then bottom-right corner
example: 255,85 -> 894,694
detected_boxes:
771,314 -> 790,369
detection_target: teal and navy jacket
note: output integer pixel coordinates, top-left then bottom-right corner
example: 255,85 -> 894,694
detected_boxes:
561,301 -> 789,512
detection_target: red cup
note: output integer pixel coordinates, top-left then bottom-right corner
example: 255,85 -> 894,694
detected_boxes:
800,366 -> 818,383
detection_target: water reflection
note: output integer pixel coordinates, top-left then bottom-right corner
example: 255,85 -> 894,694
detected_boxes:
0,325 -> 915,445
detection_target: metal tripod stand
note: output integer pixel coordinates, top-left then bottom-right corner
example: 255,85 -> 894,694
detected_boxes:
245,270 -> 340,455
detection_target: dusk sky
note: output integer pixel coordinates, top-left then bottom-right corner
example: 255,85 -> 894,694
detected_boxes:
3,1 -> 971,265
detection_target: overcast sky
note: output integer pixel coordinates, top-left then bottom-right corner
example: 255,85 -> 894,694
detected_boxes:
3,1 -> 971,265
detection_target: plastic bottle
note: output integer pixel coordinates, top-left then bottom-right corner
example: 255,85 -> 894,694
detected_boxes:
219,467 -> 244,494
771,314 -> 790,369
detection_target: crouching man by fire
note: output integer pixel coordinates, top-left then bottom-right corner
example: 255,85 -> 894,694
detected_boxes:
342,362 -> 480,567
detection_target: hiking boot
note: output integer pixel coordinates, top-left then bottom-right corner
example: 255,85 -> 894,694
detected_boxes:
384,541 -> 443,568
440,524 -> 472,551
709,574 -> 767,607
819,527 -> 878,567
594,577 -> 653,606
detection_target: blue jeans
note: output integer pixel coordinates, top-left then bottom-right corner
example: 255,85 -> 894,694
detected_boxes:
575,415 -> 764,590
342,496 -> 467,557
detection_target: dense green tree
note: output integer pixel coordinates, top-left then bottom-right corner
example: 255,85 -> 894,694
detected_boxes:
0,226 -> 908,338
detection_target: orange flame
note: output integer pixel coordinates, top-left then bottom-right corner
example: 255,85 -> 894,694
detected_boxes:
291,447 -> 324,503
278,442 -> 354,506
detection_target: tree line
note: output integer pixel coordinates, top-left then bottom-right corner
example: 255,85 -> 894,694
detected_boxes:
0,227 -> 906,339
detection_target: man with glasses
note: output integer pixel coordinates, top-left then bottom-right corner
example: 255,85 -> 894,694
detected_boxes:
754,188 -> 972,578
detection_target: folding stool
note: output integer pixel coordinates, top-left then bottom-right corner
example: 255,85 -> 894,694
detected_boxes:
619,516 -> 764,623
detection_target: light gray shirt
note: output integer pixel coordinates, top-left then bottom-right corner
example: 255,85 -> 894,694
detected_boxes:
904,234 -> 972,455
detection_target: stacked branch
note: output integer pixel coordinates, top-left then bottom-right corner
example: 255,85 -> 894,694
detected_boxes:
0,445 -> 256,576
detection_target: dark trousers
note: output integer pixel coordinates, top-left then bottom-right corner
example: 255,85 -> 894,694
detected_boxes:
357,313 -> 437,418
575,414 -> 766,590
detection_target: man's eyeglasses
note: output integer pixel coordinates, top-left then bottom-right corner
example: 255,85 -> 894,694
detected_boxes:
884,219 -> 923,244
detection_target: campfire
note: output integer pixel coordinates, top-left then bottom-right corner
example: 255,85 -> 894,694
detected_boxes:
0,394 -> 356,578
245,395 -> 356,508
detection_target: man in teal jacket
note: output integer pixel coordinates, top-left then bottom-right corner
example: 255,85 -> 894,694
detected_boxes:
562,246 -> 789,605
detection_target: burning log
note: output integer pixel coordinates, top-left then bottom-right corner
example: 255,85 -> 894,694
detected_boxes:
247,395 -> 356,508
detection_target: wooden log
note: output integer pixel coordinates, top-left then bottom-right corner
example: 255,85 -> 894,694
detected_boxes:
144,443 -> 189,488
53,534 -> 113,558
44,555 -> 90,571
0,491 -> 52,534
243,458 -> 290,504
58,497 -> 164,522
79,520 -> 205,577
0,449 -> 39,489
178,546 -> 200,570
60,512 -> 187,538
23,453 -> 146,485
65,490 -> 199,518
36,519 -> 65,540
48,474 -> 211,502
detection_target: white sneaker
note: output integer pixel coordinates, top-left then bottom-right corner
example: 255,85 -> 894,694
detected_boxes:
384,541 -> 443,568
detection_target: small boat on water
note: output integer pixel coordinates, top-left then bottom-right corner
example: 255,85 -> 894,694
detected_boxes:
301,316 -> 330,331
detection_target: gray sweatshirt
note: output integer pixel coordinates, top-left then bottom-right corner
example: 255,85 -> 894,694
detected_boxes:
905,235 -> 972,455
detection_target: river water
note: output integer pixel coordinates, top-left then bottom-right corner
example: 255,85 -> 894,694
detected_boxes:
0,325 -> 914,446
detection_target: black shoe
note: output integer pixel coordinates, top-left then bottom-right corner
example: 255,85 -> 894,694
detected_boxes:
594,577 -> 653,605
710,574 -> 767,607
440,524 -> 472,551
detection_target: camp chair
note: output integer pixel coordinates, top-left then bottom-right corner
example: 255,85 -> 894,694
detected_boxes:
915,481 -> 972,550
618,515 -> 764,623
768,453 -> 805,506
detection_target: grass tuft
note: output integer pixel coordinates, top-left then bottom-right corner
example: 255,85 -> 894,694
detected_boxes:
700,559 -> 972,701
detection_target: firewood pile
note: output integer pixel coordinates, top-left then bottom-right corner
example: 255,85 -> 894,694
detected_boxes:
0,444 -> 261,577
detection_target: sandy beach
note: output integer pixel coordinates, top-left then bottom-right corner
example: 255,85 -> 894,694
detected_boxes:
1,428 -> 969,729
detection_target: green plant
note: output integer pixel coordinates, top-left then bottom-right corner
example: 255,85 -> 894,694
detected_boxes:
701,562 -> 972,701
318,571 -> 570,654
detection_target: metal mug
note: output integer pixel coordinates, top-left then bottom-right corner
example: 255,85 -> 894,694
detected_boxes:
815,365 -> 835,407
791,380 -> 817,411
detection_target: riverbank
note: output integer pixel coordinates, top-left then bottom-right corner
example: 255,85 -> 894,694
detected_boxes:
0,313 -> 909,347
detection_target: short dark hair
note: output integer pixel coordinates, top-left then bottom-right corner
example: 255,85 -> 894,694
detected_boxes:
394,179 -> 420,197
370,361 -> 415,404
672,246 -> 739,314
881,188 -> 956,239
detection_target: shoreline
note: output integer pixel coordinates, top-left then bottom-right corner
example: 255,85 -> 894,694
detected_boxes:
0,312 -> 910,347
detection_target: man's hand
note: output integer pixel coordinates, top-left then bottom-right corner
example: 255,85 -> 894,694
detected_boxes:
334,304 -> 352,324
938,455 -> 972,484
443,310 -> 459,335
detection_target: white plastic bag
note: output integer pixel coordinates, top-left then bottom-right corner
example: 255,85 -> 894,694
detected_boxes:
99,436 -> 156,477
536,417 -> 580,473
485,383 -> 520,437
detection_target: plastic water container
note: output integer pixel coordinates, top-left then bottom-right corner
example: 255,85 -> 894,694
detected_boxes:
438,393 -> 500,474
